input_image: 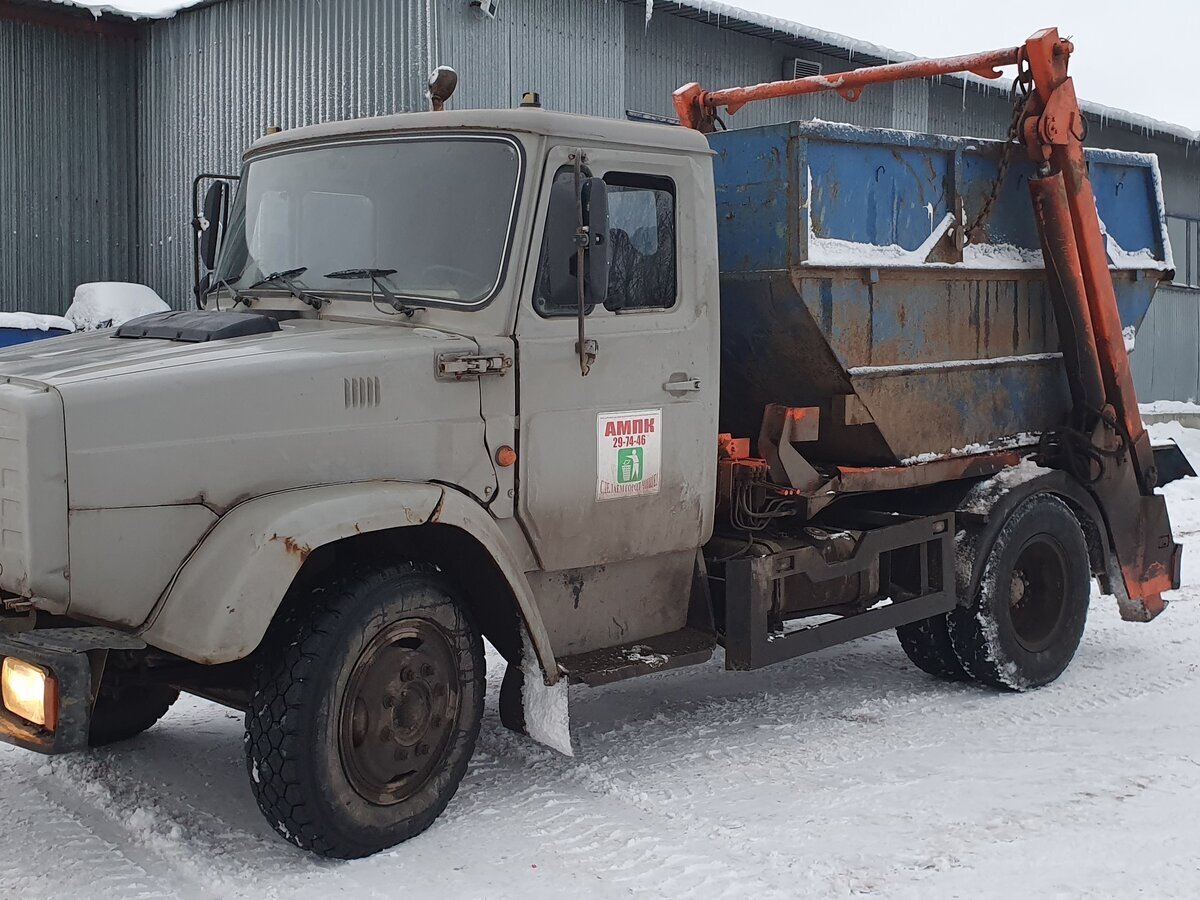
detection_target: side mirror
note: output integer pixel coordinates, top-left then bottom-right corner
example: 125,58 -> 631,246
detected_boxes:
546,176 -> 609,310
198,180 -> 230,273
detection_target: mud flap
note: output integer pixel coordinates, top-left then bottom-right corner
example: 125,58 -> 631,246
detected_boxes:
499,627 -> 573,756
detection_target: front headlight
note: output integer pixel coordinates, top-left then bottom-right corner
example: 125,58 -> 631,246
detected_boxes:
1,657 -> 57,728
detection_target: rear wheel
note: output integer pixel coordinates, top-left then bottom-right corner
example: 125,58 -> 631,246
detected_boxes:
89,680 -> 179,747
896,613 -> 970,681
246,562 -> 484,858
950,494 -> 1090,690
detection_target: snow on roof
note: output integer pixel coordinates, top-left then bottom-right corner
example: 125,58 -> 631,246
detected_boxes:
656,1 -> 1200,144
38,0 -> 201,20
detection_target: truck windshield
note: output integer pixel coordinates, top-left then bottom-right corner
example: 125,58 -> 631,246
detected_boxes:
214,135 -> 523,308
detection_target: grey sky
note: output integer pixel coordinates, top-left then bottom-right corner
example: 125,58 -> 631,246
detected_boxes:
730,0 -> 1199,130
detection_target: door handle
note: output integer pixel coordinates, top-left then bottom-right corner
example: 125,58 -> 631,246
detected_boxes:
663,376 -> 701,393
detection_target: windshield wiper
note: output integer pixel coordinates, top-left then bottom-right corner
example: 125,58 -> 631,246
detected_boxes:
326,268 -> 425,317
248,266 -> 324,309
214,276 -> 249,308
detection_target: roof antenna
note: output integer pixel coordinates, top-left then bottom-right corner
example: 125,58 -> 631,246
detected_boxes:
429,66 -> 459,112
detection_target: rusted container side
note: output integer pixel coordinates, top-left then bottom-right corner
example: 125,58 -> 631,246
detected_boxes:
711,121 -> 1172,465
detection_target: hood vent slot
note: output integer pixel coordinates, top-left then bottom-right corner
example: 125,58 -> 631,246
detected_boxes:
345,376 -> 381,409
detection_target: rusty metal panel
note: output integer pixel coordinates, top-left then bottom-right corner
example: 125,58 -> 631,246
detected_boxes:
0,14 -> 138,316
712,121 -> 1170,463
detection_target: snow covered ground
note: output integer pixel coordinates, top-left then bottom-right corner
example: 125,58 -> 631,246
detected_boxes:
3,428 -> 1200,898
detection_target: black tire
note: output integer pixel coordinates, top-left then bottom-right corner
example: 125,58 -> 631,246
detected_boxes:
950,494 -> 1090,691
89,682 -> 179,747
246,562 -> 484,859
896,613 -> 970,681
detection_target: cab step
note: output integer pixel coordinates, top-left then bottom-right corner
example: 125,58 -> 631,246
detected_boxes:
558,626 -> 715,686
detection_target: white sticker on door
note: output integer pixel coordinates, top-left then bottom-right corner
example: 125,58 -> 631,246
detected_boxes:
597,409 -> 662,501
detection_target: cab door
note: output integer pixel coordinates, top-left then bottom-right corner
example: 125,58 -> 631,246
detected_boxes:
514,144 -> 718,657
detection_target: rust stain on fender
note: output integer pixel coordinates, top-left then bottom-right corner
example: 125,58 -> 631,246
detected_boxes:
270,533 -> 313,562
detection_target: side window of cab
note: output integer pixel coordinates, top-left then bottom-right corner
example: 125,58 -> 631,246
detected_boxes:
602,173 -> 677,312
533,168 -> 677,317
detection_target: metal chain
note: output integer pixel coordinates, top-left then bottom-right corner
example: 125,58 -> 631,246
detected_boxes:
966,60 -> 1034,243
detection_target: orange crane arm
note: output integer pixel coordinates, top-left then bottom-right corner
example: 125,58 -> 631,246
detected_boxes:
673,45 -> 1019,130
675,28 -> 1179,620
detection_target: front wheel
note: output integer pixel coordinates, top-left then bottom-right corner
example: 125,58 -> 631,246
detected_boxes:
950,494 -> 1090,691
246,562 -> 484,858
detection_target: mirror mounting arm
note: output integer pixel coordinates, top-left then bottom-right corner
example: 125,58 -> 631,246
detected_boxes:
571,150 -> 595,377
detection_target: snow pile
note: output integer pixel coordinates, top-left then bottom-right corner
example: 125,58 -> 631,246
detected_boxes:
963,242 -> 1044,268
66,282 -> 169,331
807,236 -> 1045,270
807,237 -> 914,267
901,432 -> 1041,466
1142,400 -> 1200,415
1099,215 -> 1169,271
809,227 -> 1157,272
959,457 -> 1055,515
37,0 -> 202,19
1149,421 -> 1200,537
0,312 -> 75,333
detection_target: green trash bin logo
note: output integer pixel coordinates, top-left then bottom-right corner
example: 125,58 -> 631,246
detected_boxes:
596,409 -> 661,501
617,447 -> 643,484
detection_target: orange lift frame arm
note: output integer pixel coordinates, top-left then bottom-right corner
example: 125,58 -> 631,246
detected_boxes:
674,28 -> 1180,620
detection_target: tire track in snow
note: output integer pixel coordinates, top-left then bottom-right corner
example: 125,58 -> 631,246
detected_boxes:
35,748 -> 402,900
452,601 -> 1200,894
0,763 -> 211,900
446,740 -> 794,899
567,601 -> 1200,787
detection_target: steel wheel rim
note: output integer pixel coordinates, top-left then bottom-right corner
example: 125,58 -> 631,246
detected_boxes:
1008,535 -> 1069,653
338,617 -> 461,806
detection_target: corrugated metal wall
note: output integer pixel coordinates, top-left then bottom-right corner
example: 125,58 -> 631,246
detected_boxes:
0,13 -> 138,316
1131,287 -> 1200,403
136,0 -> 437,301
1091,124 -> 1200,400
136,0 -> 630,300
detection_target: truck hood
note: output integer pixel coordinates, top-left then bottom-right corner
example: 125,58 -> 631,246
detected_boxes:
9,315 -> 501,514
0,318 -> 467,387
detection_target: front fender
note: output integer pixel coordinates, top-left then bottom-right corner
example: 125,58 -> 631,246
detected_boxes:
141,482 -> 558,680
